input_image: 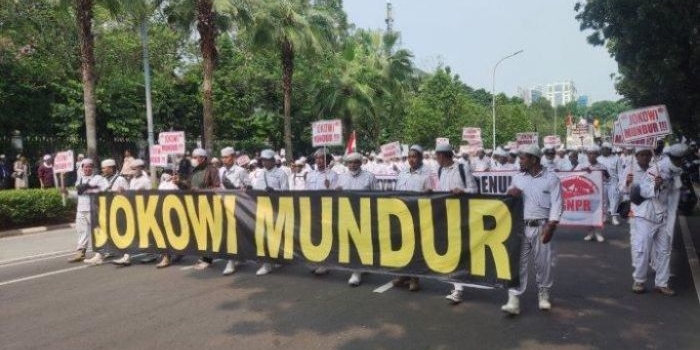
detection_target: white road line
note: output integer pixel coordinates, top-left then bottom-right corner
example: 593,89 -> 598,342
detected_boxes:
373,281 -> 395,293
180,258 -> 223,271
0,265 -> 89,287
0,250 -> 75,266
0,252 -> 76,269
679,216 -> 700,305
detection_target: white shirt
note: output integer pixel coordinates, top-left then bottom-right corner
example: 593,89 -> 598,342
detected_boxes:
597,155 -> 621,183
105,174 -> 129,192
129,173 -> 152,190
219,164 -> 249,189
492,162 -> 519,171
337,170 -> 377,190
510,168 -> 563,221
291,169 -> 308,190
306,168 -> 339,190
437,162 -> 478,193
76,174 -> 109,211
253,167 -> 289,191
470,156 -> 490,172
396,165 -> 434,192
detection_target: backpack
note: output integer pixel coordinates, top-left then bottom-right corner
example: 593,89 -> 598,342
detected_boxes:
438,163 -> 467,188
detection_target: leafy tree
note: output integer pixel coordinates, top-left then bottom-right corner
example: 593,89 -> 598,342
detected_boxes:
575,0 -> 700,137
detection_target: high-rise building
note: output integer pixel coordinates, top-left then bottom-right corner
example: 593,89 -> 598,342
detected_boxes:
577,95 -> 589,108
519,81 -> 578,107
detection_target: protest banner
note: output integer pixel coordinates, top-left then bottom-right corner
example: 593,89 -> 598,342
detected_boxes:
516,133 -> 538,149
236,155 -> 251,167
566,123 -> 594,148
473,170 -> 604,227
312,119 -> 343,147
91,191 -> 524,287
53,151 -> 74,174
617,105 -> 672,142
158,131 -> 186,155
435,137 -> 450,147
149,145 -> 168,167
462,127 -> 482,144
612,121 -> 657,148
380,141 -> 402,159
543,135 -> 562,148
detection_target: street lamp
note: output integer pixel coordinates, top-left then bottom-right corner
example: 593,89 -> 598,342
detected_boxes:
491,50 -> 523,149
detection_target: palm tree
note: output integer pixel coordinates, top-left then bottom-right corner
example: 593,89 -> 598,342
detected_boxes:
164,0 -> 251,153
251,0 -> 334,161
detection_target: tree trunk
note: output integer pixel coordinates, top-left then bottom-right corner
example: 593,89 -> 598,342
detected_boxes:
197,0 -> 216,153
75,0 -> 97,160
281,39 -> 294,162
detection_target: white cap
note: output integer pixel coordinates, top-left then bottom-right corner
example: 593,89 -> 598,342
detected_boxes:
587,145 -> 601,153
260,149 -> 276,159
101,159 -> 116,167
249,159 -> 258,166
82,158 -> 94,166
521,144 -> 541,157
192,148 -> 207,157
666,143 -> 688,157
131,159 -> 145,168
635,146 -> 653,154
493,147 -> 507,156
409,145 -> 423,154
435,144 -> 453,153
294,159 -> 304,166
43,154 -> 52,161
211,157 -> 220,163
344,152 -> 362,162
220,147 -> 235,157
601,142 -> 612,149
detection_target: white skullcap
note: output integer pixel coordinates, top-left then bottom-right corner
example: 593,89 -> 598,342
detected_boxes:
101,159 -> 116,167
192,148 -> 207,157
294,159 -> 304,166
409,145 -> 423,154
220,147 -> 235,157
435,144 -> 453,153
43,154 -> 52,161
131,159 -> 145,168
587,145 -> 601,153
211,157 -> 220,163
82,158 -> 94,166
521,144 -> 542,157
635,146 -> 653,154
666,143 -> 688,158
601,142 -> 612,149
249,159 -> 258,165
493,147 -> 507,156
260,149 -> 276,159
299,156 -> 307,163
344,152 -> 362,162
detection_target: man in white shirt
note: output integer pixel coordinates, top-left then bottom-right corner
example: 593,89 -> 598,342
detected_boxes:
83,159 -> 129,265
67,159 -> 110,262
336,152 -> 378,286
219,147 -> 250,275
306,149 -> 339,190
434,144 -> 478,304
254,149 -> 289,276
470,149 -> 491,172
113,159 -> 152,266
541,147 -> 558,171
597,142 -> 622,225
492,147 -> 519,171
501,145 -> 563,316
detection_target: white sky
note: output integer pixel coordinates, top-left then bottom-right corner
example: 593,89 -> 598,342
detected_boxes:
343,0 -> 621,103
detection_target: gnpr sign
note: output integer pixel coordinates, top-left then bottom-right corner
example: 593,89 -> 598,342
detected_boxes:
158,131 -> 186,155
617,105 -> 672,142
312,119 -> 343,147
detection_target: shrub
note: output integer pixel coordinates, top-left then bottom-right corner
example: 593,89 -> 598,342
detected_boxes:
0,189 -> 76,230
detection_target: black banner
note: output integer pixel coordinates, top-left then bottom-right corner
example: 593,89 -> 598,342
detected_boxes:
90,191 -> 523,287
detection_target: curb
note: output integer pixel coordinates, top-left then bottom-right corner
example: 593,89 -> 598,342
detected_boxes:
0,223 -> 75,239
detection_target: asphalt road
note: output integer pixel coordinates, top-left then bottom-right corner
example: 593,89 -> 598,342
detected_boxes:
1,220 -> 699,350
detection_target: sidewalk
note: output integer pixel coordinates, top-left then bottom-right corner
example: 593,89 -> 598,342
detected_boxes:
0,223 -> 75,239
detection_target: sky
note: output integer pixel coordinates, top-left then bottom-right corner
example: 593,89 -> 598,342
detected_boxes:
343,0 -> 621,103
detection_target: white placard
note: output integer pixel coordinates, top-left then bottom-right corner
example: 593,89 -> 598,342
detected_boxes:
149,145 -> 168,167
516,132 -> 539,149
312,119 -> 343,147
53,151 -> 74,174
543,135 -> 562,148
158,131 -> 186,155
435,137 -> 450,147
617,105 -> 672,142
380,141 -> 402,159
462,127 -> 482,142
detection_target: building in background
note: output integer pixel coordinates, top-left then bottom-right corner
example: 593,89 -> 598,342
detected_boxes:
577,95 -> 589,108
519,81 -> 578,108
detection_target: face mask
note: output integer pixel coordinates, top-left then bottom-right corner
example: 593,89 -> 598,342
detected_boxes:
190,159 -> 199,167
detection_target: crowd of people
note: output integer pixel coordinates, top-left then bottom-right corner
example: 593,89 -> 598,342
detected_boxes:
48,138 -> 700,316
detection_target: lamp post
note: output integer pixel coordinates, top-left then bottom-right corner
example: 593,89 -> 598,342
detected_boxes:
491,50 -> 523,149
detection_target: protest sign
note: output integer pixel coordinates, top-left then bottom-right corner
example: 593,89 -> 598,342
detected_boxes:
617,105 -> 671,142
380,141 -> 402,159
612,121 -> 657,148
516,133 -> 538,149
53,151 -> 74,174
158,131 -> 186,155
462,127 -> 482,144
543,135 -> 562,148
566,123 -> 594,148
149,145 -> 168,167
312,119 -> 343,147
435,137 -> 450,147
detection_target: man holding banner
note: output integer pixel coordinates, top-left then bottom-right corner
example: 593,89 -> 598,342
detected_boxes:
501,144 -> 563,316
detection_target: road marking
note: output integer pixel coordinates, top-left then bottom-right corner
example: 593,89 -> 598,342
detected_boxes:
679,216 -> 700,305
0,250 -> 75,267
373,281 -> 395,293
180,259 -> 223,271
0,265 -> 88,287
454,283 -> 495,290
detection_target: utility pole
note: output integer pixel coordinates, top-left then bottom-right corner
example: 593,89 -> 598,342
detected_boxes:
385,0 -> 394,33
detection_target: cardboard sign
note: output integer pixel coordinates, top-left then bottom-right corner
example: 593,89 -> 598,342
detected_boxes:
462,127 -> 482,142
312,119 -> 343,147
435,138 -> 450,147
543,135 -> 562,148
516,133 -> 538,149
53,151 -> 74,174
612,121 -> 657,148
566,123 -> 595,148
380,141 -> 402,159
158,131 -> 186,155
150,145 -> 168,167
617,105 -> 672,142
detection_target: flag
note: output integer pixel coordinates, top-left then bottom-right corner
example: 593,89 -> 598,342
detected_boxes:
345,131 -> 356,155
